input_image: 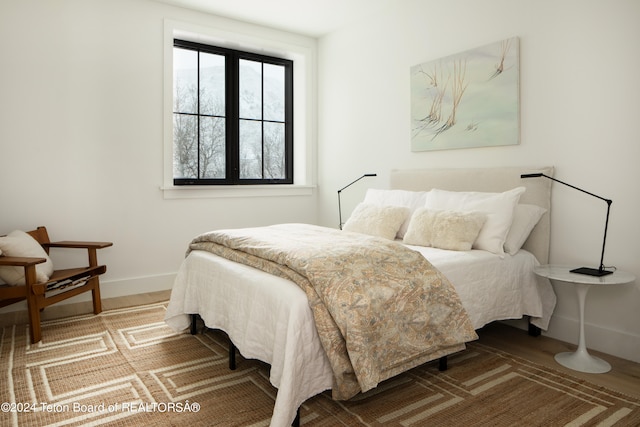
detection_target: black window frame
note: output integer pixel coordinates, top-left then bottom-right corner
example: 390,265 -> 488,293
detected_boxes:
173,39 -> 294,186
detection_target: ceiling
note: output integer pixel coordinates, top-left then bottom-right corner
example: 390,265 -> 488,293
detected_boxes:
154,0 -> 396,37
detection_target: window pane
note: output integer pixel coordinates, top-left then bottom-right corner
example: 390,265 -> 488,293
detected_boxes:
239,120 -> 262,179
264,122 -> 285,179
200,52 -> 225,116
199,117 -> 226,178
173,48 -> 198,114
264,63 -> 285,122
239,59 -> 262,120
173,114 -> 198,178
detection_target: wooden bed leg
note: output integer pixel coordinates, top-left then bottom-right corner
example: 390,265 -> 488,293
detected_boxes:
229,339 -> 237,370
190,314 -> 198,335
292,407 -> 300,427
438,355 -> 448,371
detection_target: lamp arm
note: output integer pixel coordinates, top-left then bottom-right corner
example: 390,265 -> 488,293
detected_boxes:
599,200 -> 611,272
537,173 -> 612,271
338,174 -> 376,193
338,191 -> 343,230
521,172 -> 613,275
338,173 -> 377,229
533,174 -> 612,204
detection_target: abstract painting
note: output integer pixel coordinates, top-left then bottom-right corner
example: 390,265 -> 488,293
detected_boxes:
410,37 -> 519,151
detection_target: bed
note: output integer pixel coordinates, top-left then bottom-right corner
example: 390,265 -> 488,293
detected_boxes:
165,166 -> 556,427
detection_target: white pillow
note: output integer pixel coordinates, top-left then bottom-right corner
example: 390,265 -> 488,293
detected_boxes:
403,209 -> 486,251
343,203 -> 411,240
425,187 -> 525,255
0,230 -> 54,286
504,204 -> 547,255
363,189 -> 429,238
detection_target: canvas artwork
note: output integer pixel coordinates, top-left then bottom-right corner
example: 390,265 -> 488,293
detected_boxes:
410,37 -> 519,151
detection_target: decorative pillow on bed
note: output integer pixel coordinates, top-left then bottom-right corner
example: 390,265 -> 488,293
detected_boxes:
403,209 -> 486,251
363,189 -> 429,238
424,187 -> 525,255
503,204 -> 547,255
343,203 -> 411,240
0,230 -> 53,286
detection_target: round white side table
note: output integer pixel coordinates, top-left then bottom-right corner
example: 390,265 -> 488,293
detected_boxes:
534,265 -> 636,374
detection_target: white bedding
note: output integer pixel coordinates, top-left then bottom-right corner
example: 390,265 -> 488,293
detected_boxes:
166,250 -> 333,427
406,245 -> 555,330
164,245 -> 555,427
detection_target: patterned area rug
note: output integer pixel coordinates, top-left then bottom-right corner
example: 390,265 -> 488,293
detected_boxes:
1,302 -> 639,427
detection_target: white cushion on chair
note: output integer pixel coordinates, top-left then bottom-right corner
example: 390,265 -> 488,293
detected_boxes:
0,230 -> 54,285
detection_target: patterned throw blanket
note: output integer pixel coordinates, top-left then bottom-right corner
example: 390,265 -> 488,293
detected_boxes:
188,223 -> 478,400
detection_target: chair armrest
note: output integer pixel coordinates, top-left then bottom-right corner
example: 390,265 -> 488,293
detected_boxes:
44,241 -> 113,250
44,241 -> 112,267
0,256 -> 47,267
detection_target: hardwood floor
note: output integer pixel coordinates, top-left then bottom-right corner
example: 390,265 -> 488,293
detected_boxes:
2,290 -> 638,399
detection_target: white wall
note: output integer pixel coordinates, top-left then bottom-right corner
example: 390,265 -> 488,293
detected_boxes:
317,0 -> 640,362
0,0 -> 318,300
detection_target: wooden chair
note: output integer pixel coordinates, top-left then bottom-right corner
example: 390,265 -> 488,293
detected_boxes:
0,226 -> 112,343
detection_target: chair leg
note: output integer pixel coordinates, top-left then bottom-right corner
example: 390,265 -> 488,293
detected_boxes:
26,295 -> 42,343
24,266 -> 42,343
91,277 -> 102,314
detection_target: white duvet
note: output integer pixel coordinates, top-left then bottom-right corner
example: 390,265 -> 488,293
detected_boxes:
164,246 -> 555,427
406,245 -> 556,330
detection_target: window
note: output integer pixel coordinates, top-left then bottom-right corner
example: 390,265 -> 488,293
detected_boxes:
173,39 -> 293,185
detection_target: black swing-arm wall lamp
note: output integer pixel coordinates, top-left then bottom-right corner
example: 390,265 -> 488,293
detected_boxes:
521,173 -> 613,277
338,173 -> 377,230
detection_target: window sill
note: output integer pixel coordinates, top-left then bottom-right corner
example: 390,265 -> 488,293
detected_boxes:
160,184 -> 315,199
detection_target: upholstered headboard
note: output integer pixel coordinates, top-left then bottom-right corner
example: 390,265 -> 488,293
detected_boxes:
390,166 -> 554,264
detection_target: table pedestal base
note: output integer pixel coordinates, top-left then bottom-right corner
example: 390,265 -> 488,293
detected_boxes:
555,350 -> 611,374
553,283 -> 611,374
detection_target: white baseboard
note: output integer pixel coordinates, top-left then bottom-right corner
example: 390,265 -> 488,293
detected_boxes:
502,316 -> 640,364
101,273 -> 176,298
0,273 -> 176,314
